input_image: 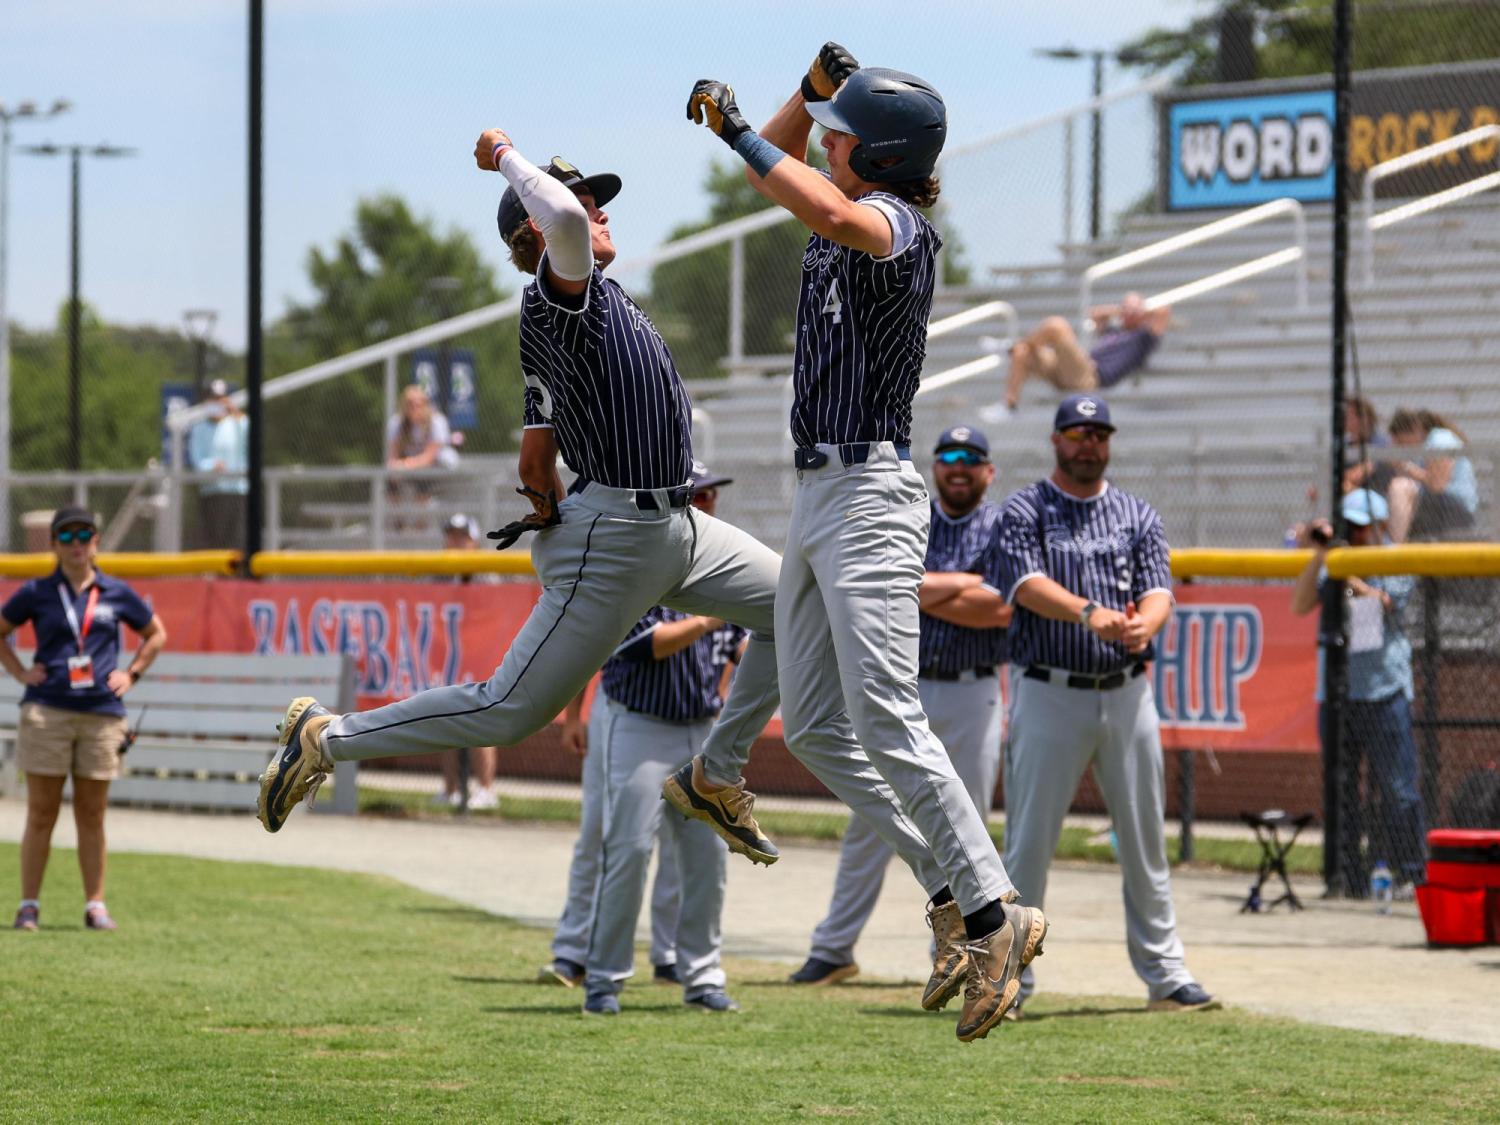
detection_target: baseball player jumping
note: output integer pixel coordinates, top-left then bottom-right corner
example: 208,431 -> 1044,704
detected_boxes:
671,44 -> 1045,1041
996,394 -> 1217,1015
258,130 -> 992,1020
791,426 -> 1012,986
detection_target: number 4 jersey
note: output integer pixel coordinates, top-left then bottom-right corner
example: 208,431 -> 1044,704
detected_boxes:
789,188 -> 942,448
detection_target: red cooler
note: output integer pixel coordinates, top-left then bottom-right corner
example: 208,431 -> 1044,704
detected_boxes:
1415,829 -> 1500,947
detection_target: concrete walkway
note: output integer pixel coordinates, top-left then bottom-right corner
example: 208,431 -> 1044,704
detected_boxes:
2,801 -> 1495,1051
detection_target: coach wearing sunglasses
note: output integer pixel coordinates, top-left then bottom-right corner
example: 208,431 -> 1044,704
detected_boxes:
2,507 -> 166,932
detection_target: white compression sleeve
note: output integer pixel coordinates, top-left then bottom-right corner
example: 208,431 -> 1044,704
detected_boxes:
498,149 -> 593,281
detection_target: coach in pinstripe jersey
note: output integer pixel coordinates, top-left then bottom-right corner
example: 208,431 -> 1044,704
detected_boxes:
791,425 -> 1012,985
996,393 -> 1217,1016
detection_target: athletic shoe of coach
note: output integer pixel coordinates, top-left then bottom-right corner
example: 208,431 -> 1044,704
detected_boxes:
921,899 -> 969,1011
661,756 -> 779,865
788,957 -> 860,986
258,696 -> 337,833
1146,982 -> 1221,1013
954,902 -> 1048,1043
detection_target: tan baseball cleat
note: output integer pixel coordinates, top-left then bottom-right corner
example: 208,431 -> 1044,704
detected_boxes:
662,755 -> 779,865
955,902 -> 1048,1043
921,899 -> 969,1011
257,697 -> 336,833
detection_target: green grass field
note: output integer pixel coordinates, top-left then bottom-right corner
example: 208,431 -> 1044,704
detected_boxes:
4,844 -> 1495,1123
361,785 -> 1325,875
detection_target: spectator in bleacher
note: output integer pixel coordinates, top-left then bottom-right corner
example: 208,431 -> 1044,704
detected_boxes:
385,385 -> 460,505
1386,408 -> 1479,542
2,508 -> 167,932
990,293 -> 1171,416
1341,395 -> 1397,500
1291,489 -> 1427,893
191,379 -> 250,550
435,513 -> 499,810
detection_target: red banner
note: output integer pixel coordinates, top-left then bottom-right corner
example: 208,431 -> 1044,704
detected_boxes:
0,577 -> 1321,752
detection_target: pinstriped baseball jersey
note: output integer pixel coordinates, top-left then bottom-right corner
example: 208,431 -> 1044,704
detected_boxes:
789,191 -> 942,447
996,480 -> 1174,675
920,500 -> 1010,675
601,607 -> 748,724
520,259 -> 694,490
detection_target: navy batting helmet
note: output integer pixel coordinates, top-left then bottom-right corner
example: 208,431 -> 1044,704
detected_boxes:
805,68 -> 947,184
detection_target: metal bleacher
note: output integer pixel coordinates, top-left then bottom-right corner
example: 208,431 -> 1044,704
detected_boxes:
687,192 -> 1500,550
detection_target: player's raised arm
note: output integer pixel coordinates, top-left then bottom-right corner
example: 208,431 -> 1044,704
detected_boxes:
476,128 -> 593,296
754,41 -> 862,165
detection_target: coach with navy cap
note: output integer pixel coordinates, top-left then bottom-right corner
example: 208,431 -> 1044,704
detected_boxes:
994,394 -> 1217,1017
793,422 -> 1014,987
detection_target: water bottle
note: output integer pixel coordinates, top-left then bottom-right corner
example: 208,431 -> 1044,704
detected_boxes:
1370,859 -> 1393,914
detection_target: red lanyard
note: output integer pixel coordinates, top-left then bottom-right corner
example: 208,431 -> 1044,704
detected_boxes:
59,584 -> 101,653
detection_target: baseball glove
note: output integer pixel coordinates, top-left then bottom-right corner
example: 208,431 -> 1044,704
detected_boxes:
486,485 -> 562,550
801,41 -> 860,103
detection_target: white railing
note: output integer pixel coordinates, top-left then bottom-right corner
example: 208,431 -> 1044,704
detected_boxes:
1362,124 -> 1500,286
1080,197 -> 1309,323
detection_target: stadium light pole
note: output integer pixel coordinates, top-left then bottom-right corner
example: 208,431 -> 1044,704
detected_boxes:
1036,46 -> 1148,244
18,141 -> 137,471
0,97 -> 71,546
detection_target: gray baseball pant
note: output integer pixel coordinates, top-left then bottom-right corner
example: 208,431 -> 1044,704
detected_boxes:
808,674 -> 1004,964
584,698 -> 724,998
704,443 -> 1015,912
323,481 -> 949,896
1004,668 -> 1194,1003
551,702 -> 681,970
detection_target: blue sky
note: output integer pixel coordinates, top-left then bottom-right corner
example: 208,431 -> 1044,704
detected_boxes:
3,0 -> 1193,345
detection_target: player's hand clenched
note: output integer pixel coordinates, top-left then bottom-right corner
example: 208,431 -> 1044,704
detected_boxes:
475,128 -> 514,171
1085,606 -> 1128,645
686,80 -> 750,147
801,41 -> 859,102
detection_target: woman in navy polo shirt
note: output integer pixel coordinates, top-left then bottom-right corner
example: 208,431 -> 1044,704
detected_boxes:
1,507 -> 166,931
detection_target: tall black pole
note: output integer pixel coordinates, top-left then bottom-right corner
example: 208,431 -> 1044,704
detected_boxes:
1321,0 -> 1354,895
1089,51 -> 1104,242
246,0 -> 264,565
67,147 -> 81,472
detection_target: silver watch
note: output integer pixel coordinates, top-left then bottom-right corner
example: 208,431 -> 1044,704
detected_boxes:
1079,600 -> 1099,626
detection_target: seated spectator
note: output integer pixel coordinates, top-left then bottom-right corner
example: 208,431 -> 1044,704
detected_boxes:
1387,408 -> 1479,542
1341,395 -> 1396,499
386,385 -> 459,490
992,293 -> 1170,415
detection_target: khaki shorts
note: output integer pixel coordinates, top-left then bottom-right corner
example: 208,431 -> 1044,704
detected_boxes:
17,702 -> 128,781
1034,335 -> 1100,391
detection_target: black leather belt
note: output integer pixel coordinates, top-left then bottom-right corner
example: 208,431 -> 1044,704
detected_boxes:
793,443 -> 912,470
1023,662 -> 1147,691
920,665 -> 996,682
634,486 -> 693,511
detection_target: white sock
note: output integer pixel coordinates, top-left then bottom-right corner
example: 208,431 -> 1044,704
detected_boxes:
85,900 -> 105,912
19,898 -> 38,910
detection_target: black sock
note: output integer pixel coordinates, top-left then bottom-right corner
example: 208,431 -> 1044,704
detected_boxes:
928,885 -> 954,909
962,899 -> 1007,941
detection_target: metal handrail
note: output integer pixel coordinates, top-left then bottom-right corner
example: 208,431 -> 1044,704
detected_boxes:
1362,124 -> 1500,286
1080,198 -> 1309,323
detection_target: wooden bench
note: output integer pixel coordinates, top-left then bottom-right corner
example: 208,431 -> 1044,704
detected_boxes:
0,652 -> 357,815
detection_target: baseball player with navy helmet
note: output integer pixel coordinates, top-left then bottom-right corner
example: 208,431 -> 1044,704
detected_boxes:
996,394 -> 1217,1016
673,43 -> 1045,1041
259,127 -> 988,1022
791,425 -> 1013,986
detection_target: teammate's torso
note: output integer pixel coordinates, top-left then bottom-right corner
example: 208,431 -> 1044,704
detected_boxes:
520,265 -> 694,490
601,606 -> 747,724
790,191 -> 942,448
1003,480 -> 1172,675
920,500 -> 1009,675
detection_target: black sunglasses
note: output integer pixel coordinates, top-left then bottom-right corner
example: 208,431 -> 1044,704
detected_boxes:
57,528 -> 96,544
936,449 -> 987,467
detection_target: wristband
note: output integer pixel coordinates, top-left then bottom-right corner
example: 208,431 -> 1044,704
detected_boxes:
492,142 -> 513,169
129,668 -> 143,683
733,130 -> 785,179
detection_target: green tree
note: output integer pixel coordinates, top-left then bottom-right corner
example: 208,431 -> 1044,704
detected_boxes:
266,194 -> 516,466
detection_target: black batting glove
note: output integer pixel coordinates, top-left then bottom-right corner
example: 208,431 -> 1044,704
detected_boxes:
486,485 -> 562,550
686,80 -> 750,148
801,41 -> 859,103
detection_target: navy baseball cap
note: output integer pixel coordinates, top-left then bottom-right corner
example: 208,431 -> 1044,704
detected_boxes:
933,425 -> 989,459
497,156 -> 623,242
688,460 -> 734,490
1054,393 -> 1115,432
50,506 -> 98,535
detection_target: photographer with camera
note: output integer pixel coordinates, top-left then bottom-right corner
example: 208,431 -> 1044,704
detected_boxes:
2,508 -> 166,931
1291,490 -> 1427,895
